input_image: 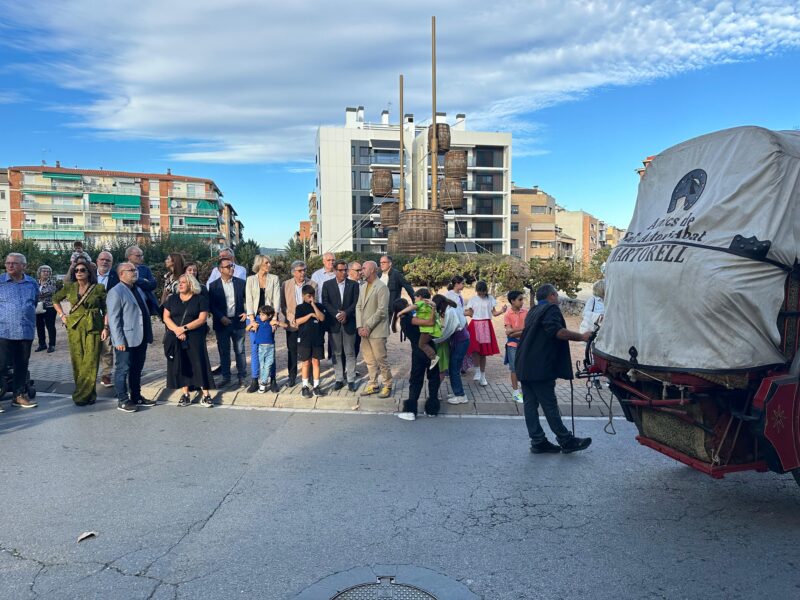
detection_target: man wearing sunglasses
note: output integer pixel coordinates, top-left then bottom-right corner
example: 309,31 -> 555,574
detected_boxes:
106,262 -> 155,413
280,260 -> 316,387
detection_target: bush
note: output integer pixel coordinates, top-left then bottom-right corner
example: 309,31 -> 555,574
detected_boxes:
528,258 -> 581,298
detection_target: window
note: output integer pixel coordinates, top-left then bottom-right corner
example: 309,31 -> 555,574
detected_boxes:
150,200 -> 160,210
510,222 -> 519,232
122,219 -> 139,227
510,239 -> 519,249
531,206 -> 547,214
24,214 -> 36,225
360,172 -> 371,190
454,221 -> 468,238
0,211 -> 7,220
359,146 -> 370,165
52,216 -> 74,225
511,205 -> 519,215
0,191 -> 5,200
352,195 -> 373,214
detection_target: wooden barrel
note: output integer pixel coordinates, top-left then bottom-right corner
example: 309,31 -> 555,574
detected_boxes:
371,168 -> 393,197
380,200 -> 399,229
396,209 -> 446,254
428,123 -> 451,153
444,150 -> 467,179
441,178 -> 465,211
387,230 -> 399,255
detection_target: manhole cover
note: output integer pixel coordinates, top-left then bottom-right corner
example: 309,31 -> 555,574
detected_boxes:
332,577 -> 437,599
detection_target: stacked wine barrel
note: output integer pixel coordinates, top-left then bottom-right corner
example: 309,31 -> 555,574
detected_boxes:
442,150 -> 466,211
372,167 -> 399,230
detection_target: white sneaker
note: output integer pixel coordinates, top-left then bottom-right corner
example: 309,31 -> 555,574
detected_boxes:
512,389 -> 524,403
473,370 -> 482,381
479,375 -> 488,386
447,395 -> 469,405
258,384 -> 266,393
397,412 -> 416,421
428,355 -> 439,370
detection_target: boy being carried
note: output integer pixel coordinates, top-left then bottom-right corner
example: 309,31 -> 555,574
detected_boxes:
294,285 -> 327,397
397,288 -> 440,370
504,290 -> 528,403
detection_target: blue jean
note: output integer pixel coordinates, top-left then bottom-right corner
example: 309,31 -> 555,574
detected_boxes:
448,333 -> 470,397
257,344 -> 275,385
249,327 -> 276,380
216,325 -> 246,379
114,342 -> 147,403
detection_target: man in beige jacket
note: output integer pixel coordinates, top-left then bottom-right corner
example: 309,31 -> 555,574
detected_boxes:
356,260 -> 392,398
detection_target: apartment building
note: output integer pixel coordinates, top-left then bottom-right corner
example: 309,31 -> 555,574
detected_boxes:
605,224 -> 626,247
298,220 -> 311,242
0,169 -> 10,238
315,106 -> 511,254
6,164 -> 229,250
509,185 -> 575,261
555,207 -> 600,266
219,202 -> 246,249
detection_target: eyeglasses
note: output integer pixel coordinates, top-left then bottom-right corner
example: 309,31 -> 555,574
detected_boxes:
4,262 -> 21,266
74,268 -> 88,273
97,258 -> 111,262
295,268 -> 306,272
130,253 -> 143,258
121,268 -> 136,273
336,268 -> 347,272
220,265 -> 233,270
350,268 -> 362,272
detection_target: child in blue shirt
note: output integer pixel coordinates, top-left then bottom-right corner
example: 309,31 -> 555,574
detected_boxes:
253,305 -> 283,393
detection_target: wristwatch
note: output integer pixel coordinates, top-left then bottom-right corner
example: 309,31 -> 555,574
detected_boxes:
183,325 -> 189,332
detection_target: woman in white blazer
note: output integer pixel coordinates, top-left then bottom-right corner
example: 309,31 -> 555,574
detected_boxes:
245,255 -> 282,392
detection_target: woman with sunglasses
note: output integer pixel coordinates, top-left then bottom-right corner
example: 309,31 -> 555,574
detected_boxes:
53,258 -> 109,406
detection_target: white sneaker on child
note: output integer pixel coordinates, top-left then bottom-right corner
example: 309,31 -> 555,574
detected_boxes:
258,384 -> 266,393
479,375 -> 488,387
473,370 -> 482,381
428,355 -> 439,370
512,389 -> 524,403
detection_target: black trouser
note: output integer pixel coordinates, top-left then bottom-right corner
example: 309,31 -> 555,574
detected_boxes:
404,344 -> 440,415
36,307 -> 57,348
286,329 -> 299,381
114,342 -> 148,403
0,338 -> 33,396
521,379 -> 572,444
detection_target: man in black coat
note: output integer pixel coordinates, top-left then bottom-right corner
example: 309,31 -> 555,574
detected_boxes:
514,283 -> 593,455
208,258 -> 247,386
379,255 -> 415,319
322,260 -> 360,391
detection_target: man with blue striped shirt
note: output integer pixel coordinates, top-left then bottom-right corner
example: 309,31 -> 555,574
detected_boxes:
0,253 -> 39,410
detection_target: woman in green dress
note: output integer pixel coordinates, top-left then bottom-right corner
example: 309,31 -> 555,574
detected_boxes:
53,258 -> 109,406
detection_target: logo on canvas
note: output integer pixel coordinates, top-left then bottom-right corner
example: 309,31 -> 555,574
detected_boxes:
667,169 -> 707,213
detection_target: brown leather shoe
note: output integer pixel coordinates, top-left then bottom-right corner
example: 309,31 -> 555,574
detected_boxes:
12,395 -> 37,409
100,375 -> 113,388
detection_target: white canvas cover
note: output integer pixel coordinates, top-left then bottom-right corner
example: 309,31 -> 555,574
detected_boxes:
595,126 -> 800,372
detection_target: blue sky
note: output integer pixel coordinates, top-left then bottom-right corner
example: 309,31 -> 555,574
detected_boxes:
1,1 -> 799,247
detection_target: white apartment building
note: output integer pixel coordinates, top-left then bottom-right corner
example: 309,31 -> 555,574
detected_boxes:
315,106 -> 511,254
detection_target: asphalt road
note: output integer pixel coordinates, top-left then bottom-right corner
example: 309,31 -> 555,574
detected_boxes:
1,394 -> 799,600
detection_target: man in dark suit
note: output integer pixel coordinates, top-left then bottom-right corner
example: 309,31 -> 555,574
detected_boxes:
106,245 -> 160,316
379,255 -> 415,320
322,259 -> 360,391
208,257 -> 247,386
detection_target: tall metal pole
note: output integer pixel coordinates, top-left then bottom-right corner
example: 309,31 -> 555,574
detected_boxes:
430,15 -> 438,211
399,73 -> 405,212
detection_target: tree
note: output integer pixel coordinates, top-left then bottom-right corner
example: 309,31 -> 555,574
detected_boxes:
283,236 -> 312,263
586,246 -> 612,282
528,258 -> 581,298
235,238 -> 261,275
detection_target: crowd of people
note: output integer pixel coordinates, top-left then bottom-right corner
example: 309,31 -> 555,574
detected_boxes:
0,242 -> 603,454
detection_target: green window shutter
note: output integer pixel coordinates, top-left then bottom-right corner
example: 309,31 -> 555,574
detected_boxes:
42,172 -> 83,181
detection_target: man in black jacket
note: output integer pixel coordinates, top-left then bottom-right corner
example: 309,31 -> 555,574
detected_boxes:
379,255 -> 415,319
208,258 -> 247,386
514,284 -> 593,455
322,260 -> 360,391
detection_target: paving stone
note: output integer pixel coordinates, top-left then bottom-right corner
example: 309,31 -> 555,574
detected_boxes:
274,393 -> 316,409
475,402 -> 519,415
315,395 -> 357,411
234,392 -> 277,407
440,401 -> 477,415
357,397 -> 398,412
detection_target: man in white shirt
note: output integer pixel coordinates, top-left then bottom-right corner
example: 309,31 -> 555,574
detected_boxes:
96,251 -> 115,387
206,247 -> 247,286
311,252 -> 336,301
209,258 -> 248,386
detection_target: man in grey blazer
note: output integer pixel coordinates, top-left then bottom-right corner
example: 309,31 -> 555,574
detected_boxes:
106,262 -> 155,413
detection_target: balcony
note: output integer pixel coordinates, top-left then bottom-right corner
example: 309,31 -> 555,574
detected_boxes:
84,183 -> 141,196
22,223 -> 84,231
22,183 -> 85,194
169,190 -> 219,201
85,204 -> 141,214
20,201 -> 83,212
168,206 -> 220,217
172,225 -> 219,236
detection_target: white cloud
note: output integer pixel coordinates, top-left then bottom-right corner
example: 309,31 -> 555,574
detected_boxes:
2,0 -> 799,163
